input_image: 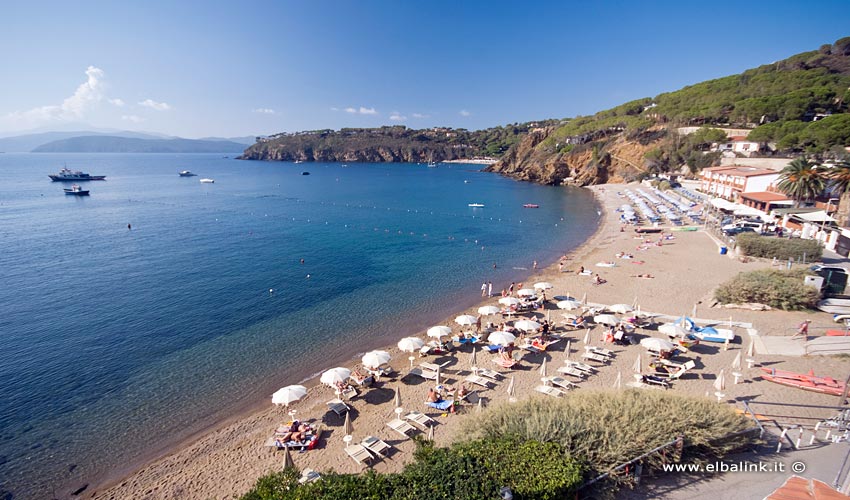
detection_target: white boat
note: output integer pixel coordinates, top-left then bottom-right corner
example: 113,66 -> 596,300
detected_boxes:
199,178 -> 215,183
468,203 -> 484,208
818,298 -> 850,315
179,170 -> 197,177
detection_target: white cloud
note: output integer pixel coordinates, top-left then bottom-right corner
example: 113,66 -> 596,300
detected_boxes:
459,110 -> 471,117
412,113 -> 429,119
345,107 -> 357,113
121,114 -> 143,123
389,112 -> 406,121
139,99 -> 171,111
109,98 -> 125,107
359,106 -> 377,115
252,108 -> 276,114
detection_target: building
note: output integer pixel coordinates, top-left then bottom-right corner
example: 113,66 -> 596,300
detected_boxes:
711,136 -> 763,156
700,165 -> 779,200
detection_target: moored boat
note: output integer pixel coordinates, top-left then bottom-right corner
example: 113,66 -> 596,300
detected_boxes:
63,184 -> 90,196
49,167 -> 106,181
468,203 -> 484,208
179,170 -> 197,177
199,178 -> 215,183
523,204 -> 539,208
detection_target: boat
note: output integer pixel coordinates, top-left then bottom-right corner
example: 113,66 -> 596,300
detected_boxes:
63,184 -> 89,196
427,161 -> 438,168
294,160 -> 303,164
301,171 -> 310,175
760,367 -> 846,396
817,298 -> 850,315
179,170 -> 197,177
199,178 -> 215,183
49,167 -> 106,181
468,203 -> 485,208
523,204 -> 540,208
691,327 -> 735,343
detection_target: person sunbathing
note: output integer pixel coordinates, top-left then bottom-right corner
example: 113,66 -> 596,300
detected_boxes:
351,369 -> 373,386
427,387 -> 456,413
457,384 -> 469,400
631,273 -> 654,279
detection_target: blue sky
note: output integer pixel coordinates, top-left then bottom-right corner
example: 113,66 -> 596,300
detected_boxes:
1,0 -> 848,138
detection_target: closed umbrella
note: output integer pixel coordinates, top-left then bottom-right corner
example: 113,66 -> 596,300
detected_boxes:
427,424 -> 435,441
632,354 -> 642,374
488,331 -> 516,346
514,319 -> 541,332
714,369 -> 726,393
581,292 -> 587,305
731,352 -> 742,371
478,305 -> 500,316
477,397 -> 483,413
517,288 -> 536,297
393,386 -> 402,410
614,371 -> 622,389
746,340 -> 755,358
539,358 -> 548,378
272,385 -> 307,407
507,375 -> 515,397
428,325 -> 453,337
362,350 -> 391,369
454,315 -> 477,327
499,297 -> 520,306
582,329 -> 591,345
435,366 -> 441,385
557,300 -> 582,310
534,282 -> 554,290
320,367 -> 351,387
282,445 -> 295,470
469,347 -> 477,368
343,409 -> 353,436
609,304 -> 633,314
398,337 -> 425,352
640,337 -> 676,352
594,314 -> 619,326
565,339 -> 571,360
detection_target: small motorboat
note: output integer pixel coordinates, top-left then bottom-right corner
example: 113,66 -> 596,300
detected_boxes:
692,327 -> 735,343
301,171 -> 310,175
468,203 -> 485,208
179,170 -> 197,177
199,178 -> 215,183
523,204 -> 539,208
760,367 -> 846,396
64,184 -> 89,196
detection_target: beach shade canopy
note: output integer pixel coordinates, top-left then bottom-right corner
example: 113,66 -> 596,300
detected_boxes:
659,323 -> 689,338
517,288 -> 536,297
608,304 -> 633,314
534,282 -> 554,290
714,369 -> 726,392
398,337 -> 425,352
454,315 -> 477,326
320,367 -> 352,387
557,300 -> 583,310
478,305 -> 501,316
362,350 -> 391,368
640,337 -> 676,352
272,385 -> 307,406
514,319 -> 541,332
499,297 -> 521,306
428,325 -> 453,338
594,314 -> 619,326
488,331 -> 517,346
632,354 -> 642,374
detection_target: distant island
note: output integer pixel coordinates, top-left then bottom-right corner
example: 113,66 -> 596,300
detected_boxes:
33,135 -> 248,153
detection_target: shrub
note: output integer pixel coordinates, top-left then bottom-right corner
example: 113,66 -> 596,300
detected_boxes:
714,268 -> 820,310
735,233 -> 823,261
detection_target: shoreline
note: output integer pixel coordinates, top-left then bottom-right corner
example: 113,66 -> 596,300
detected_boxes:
85,188 -> 605,498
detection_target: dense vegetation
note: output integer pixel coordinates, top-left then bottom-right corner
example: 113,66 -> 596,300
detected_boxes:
735,233 -> 824,261
714,268 -> 820,310
242,391 -> 756,499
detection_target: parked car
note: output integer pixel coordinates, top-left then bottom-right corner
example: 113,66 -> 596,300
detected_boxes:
722,226 -> 757,236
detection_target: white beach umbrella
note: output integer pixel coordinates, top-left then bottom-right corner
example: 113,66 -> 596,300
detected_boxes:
582,329 -> 591,345
499,297 -> 520,306
428,325 -> 453,337
640,337 -> 676,352
557,300 -> 583,310
320,367 -> 352,387
659,323 -> 689,338
714,369 -> 726,392
272,385 -> 307,407
731,352 -> 742,371
609,304 -> 633,314
514,319 -> 542,332
454,315 -> 477,327
398,337 -> 425,352
594,314 -> 619,326
534,282 -> 554,290
517,288 -> 536,297
478,305 -> 501,316
362,350 -> 391,368
488,331 -> 517,346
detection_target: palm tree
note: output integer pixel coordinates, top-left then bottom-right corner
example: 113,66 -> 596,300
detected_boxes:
826,157 -> 850,227
777,157 -> 825,208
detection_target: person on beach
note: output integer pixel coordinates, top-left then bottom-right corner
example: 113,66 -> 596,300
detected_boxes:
488,281 -> 493,297
501,288 -> 507,297
558,262 -> 564,272
577,266 -> 585,275
533,260 -> 538,270
475,316 -> 482,333
792,320 -> 811,339
508,282 -> 515,296
481,282 -> 487,297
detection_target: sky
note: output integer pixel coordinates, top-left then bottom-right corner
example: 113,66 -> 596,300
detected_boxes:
1,0 -> 848,138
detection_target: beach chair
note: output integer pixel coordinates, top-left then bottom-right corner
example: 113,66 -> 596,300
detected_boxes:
535,385 -> 567,398
345,443 -> 374,465
564,361 -> 596,374
386,418 -> 417,438
518,342 -> 542,353
492,357 -> 517,369
326,399 -> 350,416
361,435 -> 392,458
641,374 -> 671,389
465,374 -> 492,389
656,360 -> 696,380
557,365 -> 587,379
581,351 -> 610,364
407,367 -> 439,381
476,368 -> 504,381
420,360 -> 451,372
585,346 -> 615,358
299,468 -> 322,484
544,376 -> 579,390
339,385 -> 358,400
406,411 -> 436,429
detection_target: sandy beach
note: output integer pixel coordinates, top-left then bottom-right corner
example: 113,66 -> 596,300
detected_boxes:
91,184 -> 850,500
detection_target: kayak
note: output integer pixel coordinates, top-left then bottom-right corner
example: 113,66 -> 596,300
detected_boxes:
760,367 -> 846,397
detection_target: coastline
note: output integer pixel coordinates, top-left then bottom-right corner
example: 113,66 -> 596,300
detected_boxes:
90,184 -> 850,500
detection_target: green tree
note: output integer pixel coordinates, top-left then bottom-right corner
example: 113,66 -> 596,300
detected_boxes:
777,157 -> 825,207
827,157 -> 850,227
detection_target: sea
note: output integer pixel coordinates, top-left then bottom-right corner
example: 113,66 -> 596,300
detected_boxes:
0,153 -> 599,499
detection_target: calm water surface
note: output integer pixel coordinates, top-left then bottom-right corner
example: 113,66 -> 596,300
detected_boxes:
0,153 -> 599,498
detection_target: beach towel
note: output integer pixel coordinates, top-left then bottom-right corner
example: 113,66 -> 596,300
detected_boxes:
426,399 -> 454,411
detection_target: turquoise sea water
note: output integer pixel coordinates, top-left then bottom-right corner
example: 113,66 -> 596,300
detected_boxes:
0,154 -> 599,498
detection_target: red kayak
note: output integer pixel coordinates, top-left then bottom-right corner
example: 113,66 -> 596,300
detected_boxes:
826,329 -> 850,336
760,367 -> 846,396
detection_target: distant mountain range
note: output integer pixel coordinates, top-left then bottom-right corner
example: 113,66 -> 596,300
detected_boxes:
0,129 -> 256,152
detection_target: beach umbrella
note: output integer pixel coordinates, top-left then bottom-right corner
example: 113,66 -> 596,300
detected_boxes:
594,314 -> 619,326
427,424 -> 435,441
614,371 -> 622,389
565,340 -> 571,360
476,397 -> 483,413
362,350 -> 391,369
517,288 -> 536,297
514,319 -> 542,332
488,331 -> 516,346
581,292 -> 587,305
507,376 -> 515,398
394,387 -> 402,410
343,409 -> 353,437
435,366 -> 441,385
478,305 -> 500,316
746,340 -> 755,358
282,445 -> 295,470
429,325 -> 453,337
272,385 -> 307,407
609,304 -> 633,314
582,329 -> 591,345
731,352 -> 742,371
398,337 -> 425,352
557,300 -> 582,310
469,347 -> 477,368
714,369 -> 726,393
632,354 -> 642,374
499,297 -> 520,306
640,337 -> 676,352
320,367 -> 351,387
534,282 -> 554,290
659,323 -> 689,338
454,315 -> 477,327
539,358 -> 548,378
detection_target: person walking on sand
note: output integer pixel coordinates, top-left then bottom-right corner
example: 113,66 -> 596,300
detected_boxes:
487,281 -> 492,297
508,282 -> 515,296
532,260 -> 538,270
792,319 -> 811,340
481,282 -> 487,297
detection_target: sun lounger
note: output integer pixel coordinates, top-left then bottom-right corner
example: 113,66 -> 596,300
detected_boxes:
484,344 -> 502,353
339,385 -> 358,400
492,357 -> 517,369
640,374 -> 671,389
406,411 -> 436,429
345,443 -> 374,465
518,342 -> 542,353
557,365 -> 587,378
476,368 -> 504,381
581,352 -> 610,363
545,376 -> 579,390
584,346 -> 615,358
426,399 -> 455,411
387,418 -> 417,438
420,361 -> 450,372
452,336 -> 479,345
361,436 -> 392,458
264,426 -> 323,451
326,399 -> 350,416
364,366 -> 394,379
299,468 -> 322,484
564,361 -> 596,373
653,360 -> 696,380
407,367 -> 439,381
535,385 -> 567,398
465,374 -> 492,388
